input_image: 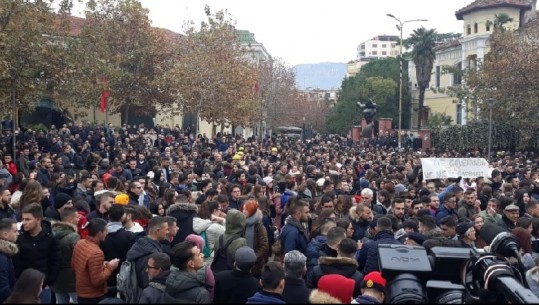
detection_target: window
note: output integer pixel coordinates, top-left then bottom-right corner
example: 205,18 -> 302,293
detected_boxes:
456,103 -> 463,125
372,51 -> 378,55
372,44 -> 378,48
474,23 -> 478,33
382,44 -> 387,48
486,21 -> 491,31
435,66 -> 441,88
382,51 -> 387,55
453,62 -> 462,85
467,25 -> 471,35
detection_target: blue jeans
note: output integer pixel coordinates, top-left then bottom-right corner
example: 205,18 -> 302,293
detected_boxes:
56,292 -> 78,304
40,287 -> 51,304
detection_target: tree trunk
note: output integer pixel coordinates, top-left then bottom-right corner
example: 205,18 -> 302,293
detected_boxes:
418,87 -> 426,129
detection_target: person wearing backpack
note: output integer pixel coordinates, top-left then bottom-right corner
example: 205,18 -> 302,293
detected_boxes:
192,201 -> 225,263
138,252 -> 171,304
126,216 -> 168,285
211,209 -> 246,275
100,204 -> 139,298
72,218 -> 119,304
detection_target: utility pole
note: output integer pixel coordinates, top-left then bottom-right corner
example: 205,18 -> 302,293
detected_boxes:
386,14 -> 427,149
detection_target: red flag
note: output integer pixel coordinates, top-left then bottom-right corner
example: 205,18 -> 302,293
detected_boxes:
100,78 -> 108,113
252,80 -> 259,96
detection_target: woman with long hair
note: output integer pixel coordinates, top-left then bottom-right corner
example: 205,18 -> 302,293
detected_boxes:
470,214 -> 487,249
18,180 -> 43,215
241,199 -> 269,278
513,227 -> 535,270
4,268 -> 44,304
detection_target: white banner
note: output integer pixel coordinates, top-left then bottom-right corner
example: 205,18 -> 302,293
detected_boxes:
420,158 -> 491,179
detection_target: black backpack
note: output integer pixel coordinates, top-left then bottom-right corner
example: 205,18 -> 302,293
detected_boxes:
211,235 -> 240,275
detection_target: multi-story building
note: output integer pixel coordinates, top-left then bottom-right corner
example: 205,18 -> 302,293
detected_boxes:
409,0 -> 537,127
297,88 -> 340,108
347,35 -> 400,77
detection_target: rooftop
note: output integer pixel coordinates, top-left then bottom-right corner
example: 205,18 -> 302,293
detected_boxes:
236,29 -> 258,44
455,0 -> 532,20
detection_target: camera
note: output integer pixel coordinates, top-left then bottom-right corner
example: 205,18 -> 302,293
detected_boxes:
378,243 -> 539,304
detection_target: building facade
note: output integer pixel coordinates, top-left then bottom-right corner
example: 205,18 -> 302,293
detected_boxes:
347,35 -> 400,77
409,0 -> 537,128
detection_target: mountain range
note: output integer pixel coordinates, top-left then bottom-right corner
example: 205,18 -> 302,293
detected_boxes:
294,62 -> 347,90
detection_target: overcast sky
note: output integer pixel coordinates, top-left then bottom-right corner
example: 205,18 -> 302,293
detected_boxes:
72,0 -> 474,66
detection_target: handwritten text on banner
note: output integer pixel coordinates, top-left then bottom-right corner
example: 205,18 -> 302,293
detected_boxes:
420,158 -> 491,179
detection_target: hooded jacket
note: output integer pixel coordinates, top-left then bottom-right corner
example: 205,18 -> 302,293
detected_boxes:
0,239 -> 18,304
162,269 -> 211,304
214,209 -> 247,262
13,220 -> 61,287
167,203 -> 198,246
126,236 -> 163,289
139,270 -> 170,304
244,210 -> 268,277
308,256 -> 363,297
193,217 -> 225,252
51,221 -> 80,294
309,289 -> 342,304
185,234 -> 215,302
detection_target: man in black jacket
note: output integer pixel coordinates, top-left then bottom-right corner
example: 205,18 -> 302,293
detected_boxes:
13,203 -> 61,304
214,246 -> 261,304
100,204 -> 139,297
282,250 -> 310,304
308,238 -> 364,298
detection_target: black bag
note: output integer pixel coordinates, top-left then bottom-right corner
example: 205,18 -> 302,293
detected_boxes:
211,235 -> 240,275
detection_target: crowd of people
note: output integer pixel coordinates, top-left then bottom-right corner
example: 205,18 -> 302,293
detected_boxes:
0,121 -> 538,304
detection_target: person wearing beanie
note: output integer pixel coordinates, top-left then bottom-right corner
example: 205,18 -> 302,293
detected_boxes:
309,274 -> 355,304
45,193 -> 73,221
114,194 -> 129,205
214,246 -> 261,304
352,271 -> 386,304
456,221 -> 476,247
241,199 -> 269,278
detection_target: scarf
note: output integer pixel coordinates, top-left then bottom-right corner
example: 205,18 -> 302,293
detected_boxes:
245,210 -> 262,248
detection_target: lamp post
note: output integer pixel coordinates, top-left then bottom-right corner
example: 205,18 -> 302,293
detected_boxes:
302,116 -> 306,142
487,98 -> 495,160
386,14 -> 427,149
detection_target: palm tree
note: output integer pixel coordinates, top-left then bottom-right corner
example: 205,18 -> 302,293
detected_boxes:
405,27 -> 438,129
493,13 -> 514,32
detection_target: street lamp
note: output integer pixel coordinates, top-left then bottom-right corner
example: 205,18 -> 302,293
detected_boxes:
487,98 -> 496,160
386,14 -> 427,149
302,116 -> 306,142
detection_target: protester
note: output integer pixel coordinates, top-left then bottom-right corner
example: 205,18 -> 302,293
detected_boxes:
282,250 -> 310,304
214,246 -> 261,304
246,261 -> 286,304
4,268 -> 44,304
352,271 -> 386,304
139,252 -> 171,304
72,218 -> 119,304
0,218 -> 18,303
